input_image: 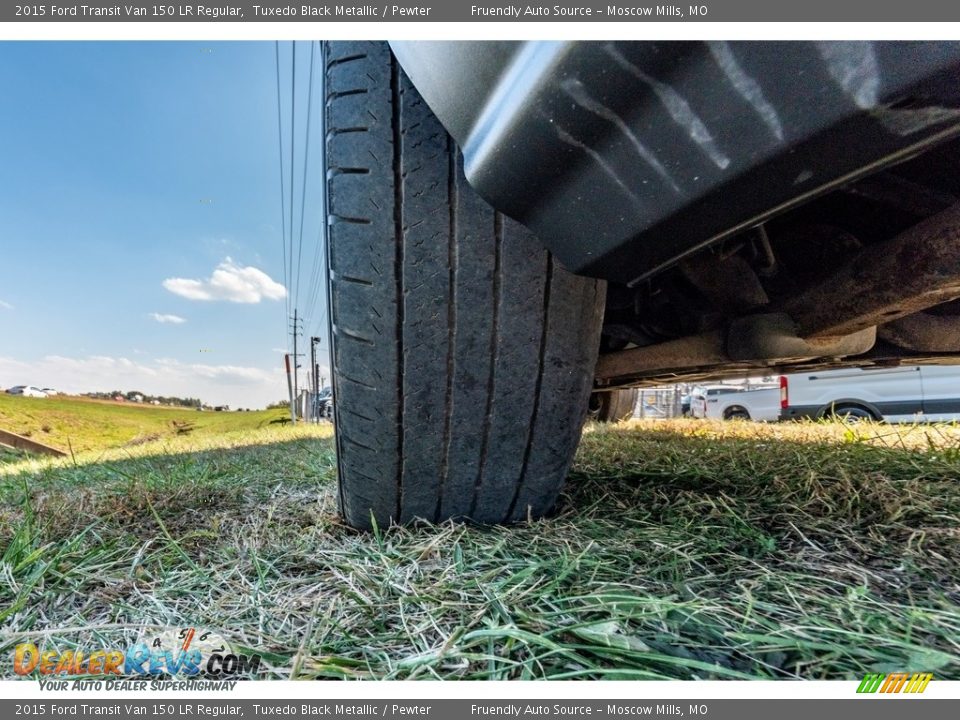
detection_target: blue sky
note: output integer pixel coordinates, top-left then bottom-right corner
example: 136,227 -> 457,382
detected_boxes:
0,42 -> 328,408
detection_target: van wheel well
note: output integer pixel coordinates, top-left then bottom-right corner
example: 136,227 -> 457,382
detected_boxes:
824,403 -> 879,421
723,405 -> 751,420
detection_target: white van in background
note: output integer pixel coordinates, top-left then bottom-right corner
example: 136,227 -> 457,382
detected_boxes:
779,365 -> 960,422
690,385 -> 781,421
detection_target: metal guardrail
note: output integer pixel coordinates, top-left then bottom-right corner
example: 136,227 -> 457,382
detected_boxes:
0,428 -> 67,457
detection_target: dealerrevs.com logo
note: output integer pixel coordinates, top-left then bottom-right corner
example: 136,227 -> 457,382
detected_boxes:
14,628 -> 262,678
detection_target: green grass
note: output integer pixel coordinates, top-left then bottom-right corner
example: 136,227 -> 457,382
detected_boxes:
0,393 -> 291,454
0,419 -> 958,680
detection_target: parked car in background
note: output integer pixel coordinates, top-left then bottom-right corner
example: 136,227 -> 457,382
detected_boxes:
780,365 -> 960,422
6,385 -> 47,398
689,386 -> 745,419
719,386 -> 780,421
316,387 -> 334,421
691,384 -> 780,421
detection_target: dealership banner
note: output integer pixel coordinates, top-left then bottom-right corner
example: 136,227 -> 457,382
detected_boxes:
5,0 -> 960,22
2,700 -> 958,719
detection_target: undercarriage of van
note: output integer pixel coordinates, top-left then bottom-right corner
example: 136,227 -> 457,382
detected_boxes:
390,41 -> 960,392
595,137 -> 960,389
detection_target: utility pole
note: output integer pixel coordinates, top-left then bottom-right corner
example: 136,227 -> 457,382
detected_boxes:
284,353 -> 296,425
291,309 -> 300,400
289,310 -> 305,419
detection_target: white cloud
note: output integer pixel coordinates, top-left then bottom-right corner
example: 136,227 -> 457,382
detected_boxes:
163,258 -> 286,304
149,312 -> 187,325
0,354 -> 301,409
0,300 -> 12,310
154,358 -> 277,385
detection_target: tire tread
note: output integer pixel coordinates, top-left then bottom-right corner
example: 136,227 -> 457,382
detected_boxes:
327,42 -> 604,528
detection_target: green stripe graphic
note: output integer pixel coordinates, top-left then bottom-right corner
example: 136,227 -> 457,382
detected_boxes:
857,673 -> 885,693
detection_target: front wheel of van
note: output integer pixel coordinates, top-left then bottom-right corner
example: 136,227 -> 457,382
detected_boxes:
324,41 -> 606,530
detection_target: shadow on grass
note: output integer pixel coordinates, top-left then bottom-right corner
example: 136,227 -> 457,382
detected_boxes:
0,433 -> 339,547
568,421 -> 960,572
1,421 -> 957,681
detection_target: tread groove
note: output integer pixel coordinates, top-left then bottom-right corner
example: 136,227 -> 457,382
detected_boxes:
436,138 -> 458,522
329,214 -> 372,225
336,327 -> 375,345
328,88 -> 369,101
328,167 -> 371,176
469,211 -> 502,519
339,372 -> 377,390
392,53 -> 405,525
327,127 -> 370,137
338,275 -> 374,286
341,434 -> 379,453
327,53 -> 367,68
507,256 -> 553,522
345,407 -> 377,423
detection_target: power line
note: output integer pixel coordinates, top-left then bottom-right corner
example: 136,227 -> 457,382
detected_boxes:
273,40 -> 290,329
274,40 -> 330,373
301,41 -> 329,342
294,40 -> 316,313
313,41 -> 332,372
289,41 -> 296,316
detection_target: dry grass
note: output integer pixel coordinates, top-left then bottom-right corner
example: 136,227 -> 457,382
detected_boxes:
1,418 -> 958,680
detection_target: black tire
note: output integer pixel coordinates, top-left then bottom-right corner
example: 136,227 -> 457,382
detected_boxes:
723,406 -> 751,421
589,389 -> 638,422
325,42 -> 606,529
828,405 -> 877,423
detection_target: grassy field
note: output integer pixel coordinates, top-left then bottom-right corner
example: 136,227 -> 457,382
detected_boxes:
0,418 -> 958,680
0,393 -> 291,454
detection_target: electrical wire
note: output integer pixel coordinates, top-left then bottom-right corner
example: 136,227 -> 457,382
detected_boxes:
274,40 -> 331,372
289,41 -> 296,317
301,41 -> 328,337
306,41 -> 331,369
294,40 -> 316,313
273,41 -> 291,338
